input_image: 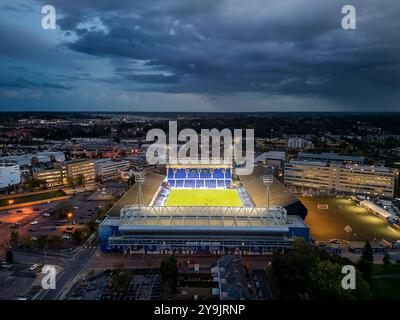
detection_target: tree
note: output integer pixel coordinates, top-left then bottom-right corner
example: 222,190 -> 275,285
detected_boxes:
111,269 -> 132,291
5,250 -> 13,263
75,174 -> 85,185
22,176 -> 46,190
51,200 -> 73,219
357,241 -> 374,282
128,175 -> 136,188
383,252 -> 391,266
97,201 -> 113,220
272,239 -> 371,299
160,255 -> 178,294
86,220 -> 98,233
20,234 -> 35,248
272,239 -> 317,299
10,230 -> 19,247
67,177 -> 74,186
95,175 -> 103,184
72,226 -> 90,244
47,235 -> 64,250
308,259 -> 370,300
37,235 -> 49,250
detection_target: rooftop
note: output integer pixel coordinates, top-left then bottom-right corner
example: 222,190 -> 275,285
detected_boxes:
120,205 -> 289,229
298,152 -> 364,162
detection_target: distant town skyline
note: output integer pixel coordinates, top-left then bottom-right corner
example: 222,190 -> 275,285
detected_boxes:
1,0 -> 400,112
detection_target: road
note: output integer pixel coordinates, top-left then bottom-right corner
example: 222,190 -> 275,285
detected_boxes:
39,246 -> 96,300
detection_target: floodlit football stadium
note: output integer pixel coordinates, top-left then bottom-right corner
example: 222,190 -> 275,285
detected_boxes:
99,163 -> 309,255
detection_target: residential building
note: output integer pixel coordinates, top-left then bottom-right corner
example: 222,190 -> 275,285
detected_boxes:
211,255 -> 253,300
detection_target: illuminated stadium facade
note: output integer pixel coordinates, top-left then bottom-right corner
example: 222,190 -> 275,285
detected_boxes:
99,163 -> 309,254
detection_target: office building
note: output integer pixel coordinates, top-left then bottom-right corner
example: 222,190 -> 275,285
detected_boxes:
284,160 -> 398,198
95,159 -> 130,180
65,160 -> 96,183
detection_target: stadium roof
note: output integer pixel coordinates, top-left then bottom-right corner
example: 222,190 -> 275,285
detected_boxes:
120,206 -> 288,233
238,165 -> 297,207
255,151 -> 286,162
106,171 -> 164,217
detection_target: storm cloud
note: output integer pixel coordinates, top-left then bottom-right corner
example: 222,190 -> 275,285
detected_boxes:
0,0 -> 400,111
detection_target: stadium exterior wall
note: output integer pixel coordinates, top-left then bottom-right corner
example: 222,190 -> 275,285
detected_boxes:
99,216 -> 309,254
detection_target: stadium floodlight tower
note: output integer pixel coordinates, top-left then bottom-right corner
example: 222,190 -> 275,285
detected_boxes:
120,171 -> 146,223
262,175 -> 273,209
134,171 -> 145,207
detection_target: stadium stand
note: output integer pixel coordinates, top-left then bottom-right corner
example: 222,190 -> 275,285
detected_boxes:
238,165 -> 307,219
167,166 -> 232,189
107,171 -> 164,217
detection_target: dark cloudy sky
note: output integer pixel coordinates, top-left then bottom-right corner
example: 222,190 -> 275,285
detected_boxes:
0,0 -> 399,112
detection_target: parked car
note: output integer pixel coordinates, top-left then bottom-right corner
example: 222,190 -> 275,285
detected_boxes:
29,264 -> 39,271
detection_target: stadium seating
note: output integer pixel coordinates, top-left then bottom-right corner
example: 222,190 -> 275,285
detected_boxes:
168,168 -> 174,179
187,169 -> 200,179
184,179 -> 196,188
213,168 -> 224,179
196,179 -> 205,188
167,167 -> 232,189
217,180 -> 225,188
200,168 -> 212,179
176,169 -> 186,179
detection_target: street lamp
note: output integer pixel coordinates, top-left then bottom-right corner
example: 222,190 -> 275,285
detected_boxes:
8,199 -> 14,205
67,212 -> 73,221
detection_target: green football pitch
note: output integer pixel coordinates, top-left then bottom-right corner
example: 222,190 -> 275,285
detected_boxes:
165,189 -> 243,207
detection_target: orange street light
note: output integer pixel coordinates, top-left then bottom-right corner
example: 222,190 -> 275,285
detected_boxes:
67,212 -> 73,220
8,199 -> 14,205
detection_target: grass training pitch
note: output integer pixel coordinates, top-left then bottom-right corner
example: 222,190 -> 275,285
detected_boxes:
165,189 -> 243,207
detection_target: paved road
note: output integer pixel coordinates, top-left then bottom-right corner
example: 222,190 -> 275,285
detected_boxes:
40,246 -> 96,300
